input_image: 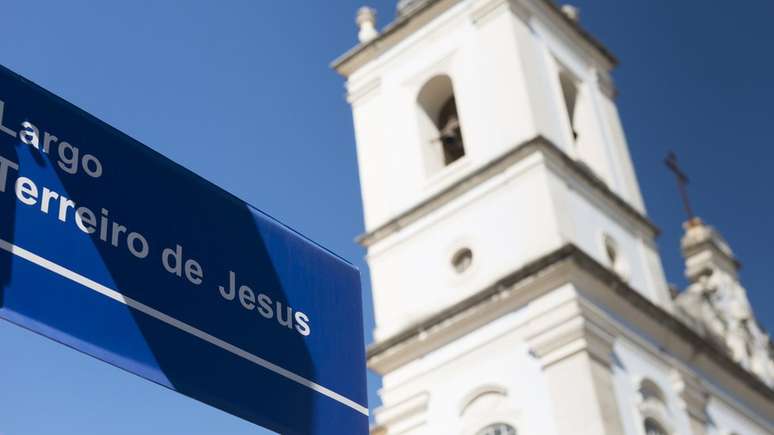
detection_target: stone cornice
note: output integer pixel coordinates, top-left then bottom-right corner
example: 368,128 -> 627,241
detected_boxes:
684,238 -> 742,272
331,0 -> 618,77
526,297 -> 618,367
357,135 -> 659,248
332,0 -> 463,77
366,243 -> 774,406
368,245 -> 578,362
682,219 -> 742,271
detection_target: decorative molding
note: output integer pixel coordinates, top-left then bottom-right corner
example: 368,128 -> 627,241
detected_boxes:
681,219 -> 741,272
672,368 -> 710,424
399,0 -> 432,16
631,377 -> 678,435
374,391 -> 430,428
366,243 -> 774,406
357,135 -> 659,247
347,77 -> 382,104
331,0 -> 462,77
525,298 -> 617,367
458,384 -> 508,416
470,0 -> 516,27
367,244 -> 574,364
675,218 -> 774,387
638,403 -> 676,435
531,0 -> 618,66
331,0 -> 617,77
527,293 -> 627,435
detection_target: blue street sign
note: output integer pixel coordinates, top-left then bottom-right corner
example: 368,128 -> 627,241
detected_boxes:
0,65 -> 368,435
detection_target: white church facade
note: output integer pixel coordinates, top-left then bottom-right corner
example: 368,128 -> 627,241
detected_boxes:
332,0 -> 774,434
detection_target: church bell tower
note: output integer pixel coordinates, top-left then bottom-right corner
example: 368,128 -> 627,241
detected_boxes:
333,1 -> 774,434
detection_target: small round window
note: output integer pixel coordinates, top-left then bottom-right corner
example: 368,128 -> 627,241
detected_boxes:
604,235 -> 618,266
451,248 -> 473,274
476,423 -> 516,435
602,233 -> 628,280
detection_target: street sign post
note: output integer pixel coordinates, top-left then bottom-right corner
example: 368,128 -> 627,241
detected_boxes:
0,65 -> 368,434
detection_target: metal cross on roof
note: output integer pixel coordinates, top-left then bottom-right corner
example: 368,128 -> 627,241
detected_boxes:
665,151 -> 696,221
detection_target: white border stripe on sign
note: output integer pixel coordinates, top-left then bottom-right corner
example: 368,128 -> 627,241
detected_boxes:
0,238 -> 369,417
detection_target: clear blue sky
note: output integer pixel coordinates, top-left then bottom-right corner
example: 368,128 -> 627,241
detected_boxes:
0,1 -> 772,434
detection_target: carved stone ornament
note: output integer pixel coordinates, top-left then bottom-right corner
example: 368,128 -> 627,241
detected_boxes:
675,219 -> 774,386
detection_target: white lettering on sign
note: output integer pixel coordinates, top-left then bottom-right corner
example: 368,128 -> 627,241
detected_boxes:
0,99 -> 313,338
218,271 -> 311,337
0,99 -> 103,178
0,155 -> 150,260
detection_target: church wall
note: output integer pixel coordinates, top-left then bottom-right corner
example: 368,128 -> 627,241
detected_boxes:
609,314 -> 774,435
594,87 -> 647,213
572,80 -> 616,183
348,0 -> 650,237
366,139 -> 673,342
350,85 -> 392,229
349,0 -> 674,340
543,158 -> 671,306
368,154 -> 563,340
505,5 -> 568,152
465,0 -> 540,165
375,301 -> 559,434
707,396 -> 772,435
612,339 -> 696,435
340,3 -> 774,435
528,9 -> 646,212
347,1 -> 557,231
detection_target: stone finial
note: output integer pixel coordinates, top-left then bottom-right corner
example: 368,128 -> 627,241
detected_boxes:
680,217 -> 740,281
561,4 -> 581,22
356,7 -> 379,43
